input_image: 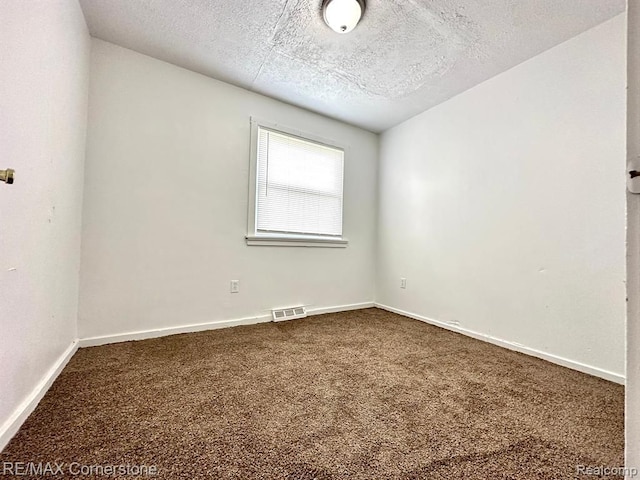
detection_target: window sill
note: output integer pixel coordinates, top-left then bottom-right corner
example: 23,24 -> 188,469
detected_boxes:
245,235 -> 348,248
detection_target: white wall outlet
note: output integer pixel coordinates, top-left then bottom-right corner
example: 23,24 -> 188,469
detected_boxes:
400,277 -> 407,289
230,280 -> 239,293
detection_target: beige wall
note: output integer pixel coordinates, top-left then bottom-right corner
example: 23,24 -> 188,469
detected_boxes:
78,39 -> 379,341
0,0 -> 90,449
377,15 -> 627,382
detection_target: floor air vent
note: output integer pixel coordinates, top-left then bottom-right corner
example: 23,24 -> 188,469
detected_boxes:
272,306 -> 307,322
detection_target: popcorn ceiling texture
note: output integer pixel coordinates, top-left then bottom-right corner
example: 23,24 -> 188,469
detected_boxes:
269,0 -> 476,98
79,0 -> 624,132
1,309 -> 623,479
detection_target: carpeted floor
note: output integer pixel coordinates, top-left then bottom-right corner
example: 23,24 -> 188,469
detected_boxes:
1,308 -> 624,479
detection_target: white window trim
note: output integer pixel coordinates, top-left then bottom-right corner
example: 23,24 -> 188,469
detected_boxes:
246,117 -> 349,248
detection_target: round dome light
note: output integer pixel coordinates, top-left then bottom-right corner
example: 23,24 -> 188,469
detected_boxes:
323,0 -> 365,34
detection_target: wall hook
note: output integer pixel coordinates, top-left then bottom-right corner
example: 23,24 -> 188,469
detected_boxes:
0,169 -> 14,184
629,157 -> 640,194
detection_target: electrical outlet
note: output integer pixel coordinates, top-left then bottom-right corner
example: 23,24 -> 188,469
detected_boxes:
400,278 -> 407,289
230,280 -> 239,293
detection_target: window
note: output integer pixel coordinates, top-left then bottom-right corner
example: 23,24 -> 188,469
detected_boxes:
246,120 -> 347,247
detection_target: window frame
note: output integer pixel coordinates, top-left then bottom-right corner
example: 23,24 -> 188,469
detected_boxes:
246,118 -> 348,248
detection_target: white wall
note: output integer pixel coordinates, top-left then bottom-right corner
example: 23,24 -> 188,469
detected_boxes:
78,39 -> 378,340
0,0 -> 90,446
377,14 -> 627,380
627,0 -> 640,466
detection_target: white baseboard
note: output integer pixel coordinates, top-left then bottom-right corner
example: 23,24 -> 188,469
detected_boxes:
0,341 -> 78,452
78,302 -> 376,348
78,314 -> 272,347
307,302 -> 375,316
375,303 -> 625,385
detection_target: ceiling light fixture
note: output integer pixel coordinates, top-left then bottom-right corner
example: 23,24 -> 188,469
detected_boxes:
322,0 -> 365,34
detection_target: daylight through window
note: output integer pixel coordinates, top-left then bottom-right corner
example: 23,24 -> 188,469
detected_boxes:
255,126 -> 344,238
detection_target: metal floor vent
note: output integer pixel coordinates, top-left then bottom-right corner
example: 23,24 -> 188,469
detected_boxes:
272,306 -> 307,322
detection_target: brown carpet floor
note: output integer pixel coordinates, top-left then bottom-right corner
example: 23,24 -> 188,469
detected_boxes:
1,308 -> 624,479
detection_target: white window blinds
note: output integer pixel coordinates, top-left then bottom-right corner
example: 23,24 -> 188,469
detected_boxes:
256,127 -> 344,237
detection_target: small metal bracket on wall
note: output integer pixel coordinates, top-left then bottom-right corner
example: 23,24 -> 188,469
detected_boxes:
0,169 -> 15,184
629,157 -> 640,194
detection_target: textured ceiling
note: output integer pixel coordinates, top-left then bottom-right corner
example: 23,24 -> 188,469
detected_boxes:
79,0 -> 625,132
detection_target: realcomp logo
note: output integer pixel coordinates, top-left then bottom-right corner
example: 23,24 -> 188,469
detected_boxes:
576,465 -> 639,477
